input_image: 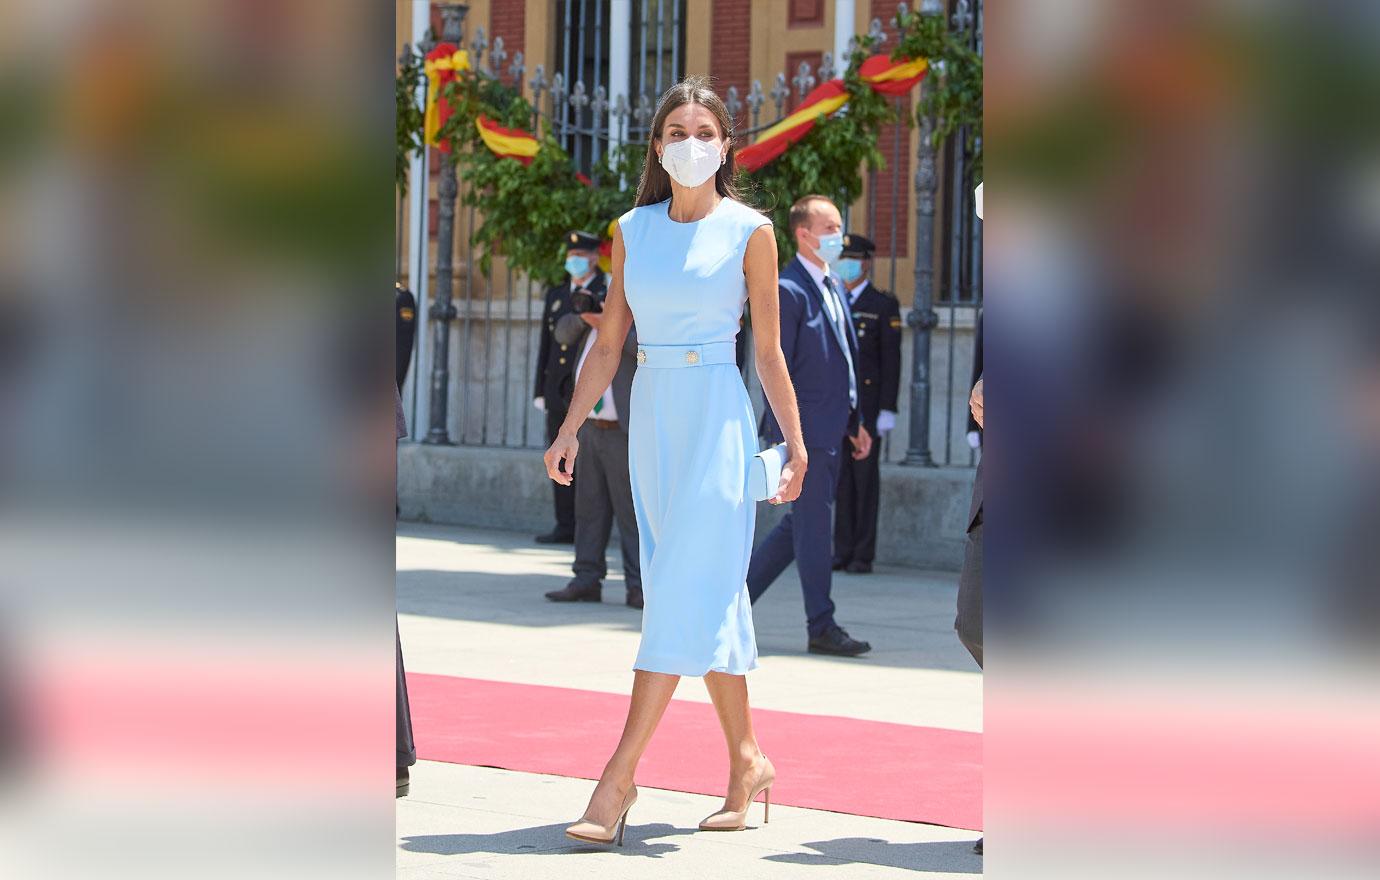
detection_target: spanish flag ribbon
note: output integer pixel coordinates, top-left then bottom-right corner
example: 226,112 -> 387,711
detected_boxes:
423,43 -> 471,151
738,54 -> 929,173
859,55 -> 929,96
737,79 -> 848,172
593,218 -> 620,272
475,114 -> 540,164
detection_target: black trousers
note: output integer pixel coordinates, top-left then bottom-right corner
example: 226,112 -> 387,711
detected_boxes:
546,407 -> 575,532
955,519 -> 983,668
571,422 -> 641,591
396,622 -> 416,767
833,433 -> 881,565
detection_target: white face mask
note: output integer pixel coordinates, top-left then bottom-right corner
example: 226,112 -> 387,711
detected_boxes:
659,137 -> 723,188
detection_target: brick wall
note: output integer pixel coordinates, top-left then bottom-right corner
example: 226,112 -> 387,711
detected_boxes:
787,0 -> 825,28
711,0 -> 752,132
869,0 -> 910,257
489,0 -> 526,88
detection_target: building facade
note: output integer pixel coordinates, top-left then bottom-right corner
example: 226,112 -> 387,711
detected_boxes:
395,0 -> 980,472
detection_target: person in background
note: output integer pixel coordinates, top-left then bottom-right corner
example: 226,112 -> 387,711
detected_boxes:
831,233 -> 902,574
959,372 -> 983,855
533,231 -> 605,544
960,181 -> 983,857
396,387 -> 416,798
395,282 -> 416,395
543,278 -> 644,609
967,311 -> 983,450
748,195 -> 874,657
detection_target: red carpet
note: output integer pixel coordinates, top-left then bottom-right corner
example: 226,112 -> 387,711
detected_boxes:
407,673 -> 982,831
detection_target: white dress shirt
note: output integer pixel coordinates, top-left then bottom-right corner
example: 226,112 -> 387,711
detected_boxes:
847,278 -> 871,305
574,327 -> 618,421
796,254 -> 844,326
794,254 -> 857,410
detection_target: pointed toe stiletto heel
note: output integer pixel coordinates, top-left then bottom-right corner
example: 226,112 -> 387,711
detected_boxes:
565,786 -> 638,846
698,757 -> 775,832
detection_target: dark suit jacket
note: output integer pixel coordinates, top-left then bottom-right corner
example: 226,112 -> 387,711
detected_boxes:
760,257 -> 861,448
554,314 -> 639,433
534,274 -> 608,412
846,282 -> 902,432
967,311 -> 983,437
395,285 -> 417,393
968,370 -> 983,531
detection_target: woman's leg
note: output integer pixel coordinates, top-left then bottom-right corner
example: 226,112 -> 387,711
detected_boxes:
702,671 -> 768,811
578,670 -> 679,824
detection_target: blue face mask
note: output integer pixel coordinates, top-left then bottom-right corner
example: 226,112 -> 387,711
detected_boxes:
813,232 -> 844,265
565,254 -> 591,278
835,258 -> 864,283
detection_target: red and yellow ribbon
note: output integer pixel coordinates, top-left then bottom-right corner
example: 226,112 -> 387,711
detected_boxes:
737,55 -> 929,173
475,114 -> 540,165
737,79 -> 849,172
859,55 -> 929,96
423,44 -> 471,151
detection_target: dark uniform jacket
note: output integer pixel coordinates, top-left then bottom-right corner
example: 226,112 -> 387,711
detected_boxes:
967,311 -> 983,437
553,314 -> 639,433
846,281 -> 902,433
534,274 -> 607,414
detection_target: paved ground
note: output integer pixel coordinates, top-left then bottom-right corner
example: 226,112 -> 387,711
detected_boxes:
397,522 -> 983,878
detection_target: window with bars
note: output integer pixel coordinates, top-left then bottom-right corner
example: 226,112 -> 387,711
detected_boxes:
553,0 -> 686,175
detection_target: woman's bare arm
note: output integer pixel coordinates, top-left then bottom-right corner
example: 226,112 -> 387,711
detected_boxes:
544,225 -> 632,484
744,225 -> 807,502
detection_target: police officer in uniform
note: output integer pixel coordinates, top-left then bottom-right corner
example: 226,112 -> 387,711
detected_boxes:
832,233 -> 902,574
533,231 -> 604,544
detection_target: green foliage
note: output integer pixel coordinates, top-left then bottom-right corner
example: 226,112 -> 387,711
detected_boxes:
434,72 -> 641,288
395,19 -> 978,284
395,48 -> 425,196
743,34 -> 898,261
894,6 -> 983,181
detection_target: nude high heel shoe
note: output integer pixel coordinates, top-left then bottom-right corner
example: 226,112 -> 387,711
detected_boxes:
565,785 -> 638,846
698,756 -> 775,831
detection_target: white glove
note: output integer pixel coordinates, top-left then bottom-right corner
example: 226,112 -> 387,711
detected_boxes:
967,430 -> 981,449
876,409 -> 897,435
533,396 -> 547,413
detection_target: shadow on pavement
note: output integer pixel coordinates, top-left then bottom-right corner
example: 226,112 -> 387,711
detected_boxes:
401,821 -> 697,859
398,565 -> 977,674
763,836 -> 982,874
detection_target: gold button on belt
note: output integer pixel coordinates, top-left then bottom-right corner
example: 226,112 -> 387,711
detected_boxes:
636,350 -> 647,365
684,350 -> 700,365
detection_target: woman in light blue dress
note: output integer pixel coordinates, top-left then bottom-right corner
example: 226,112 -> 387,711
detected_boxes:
544,76 -> 808,845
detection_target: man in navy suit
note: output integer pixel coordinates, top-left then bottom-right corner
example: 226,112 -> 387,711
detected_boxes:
748,195 -> 874,657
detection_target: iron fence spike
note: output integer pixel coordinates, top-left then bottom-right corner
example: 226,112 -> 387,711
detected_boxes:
470,25 -> 487,64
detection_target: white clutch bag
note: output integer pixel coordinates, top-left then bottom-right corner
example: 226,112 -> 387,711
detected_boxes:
749,442 -> 789,502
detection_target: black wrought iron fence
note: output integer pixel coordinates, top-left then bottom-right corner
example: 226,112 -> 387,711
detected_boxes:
400,0 -> 982,467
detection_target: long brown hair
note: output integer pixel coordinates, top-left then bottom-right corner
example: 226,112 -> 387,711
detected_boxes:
633,76 -> 747,208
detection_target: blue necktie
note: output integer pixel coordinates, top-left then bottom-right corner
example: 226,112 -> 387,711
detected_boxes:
823,275 -> 858,410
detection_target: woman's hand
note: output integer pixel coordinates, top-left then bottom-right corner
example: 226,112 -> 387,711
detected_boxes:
544,429 -> 579,485
769,449 -> 807,505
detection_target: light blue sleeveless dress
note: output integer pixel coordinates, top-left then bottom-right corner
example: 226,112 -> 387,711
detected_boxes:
619,197 -> 772,676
